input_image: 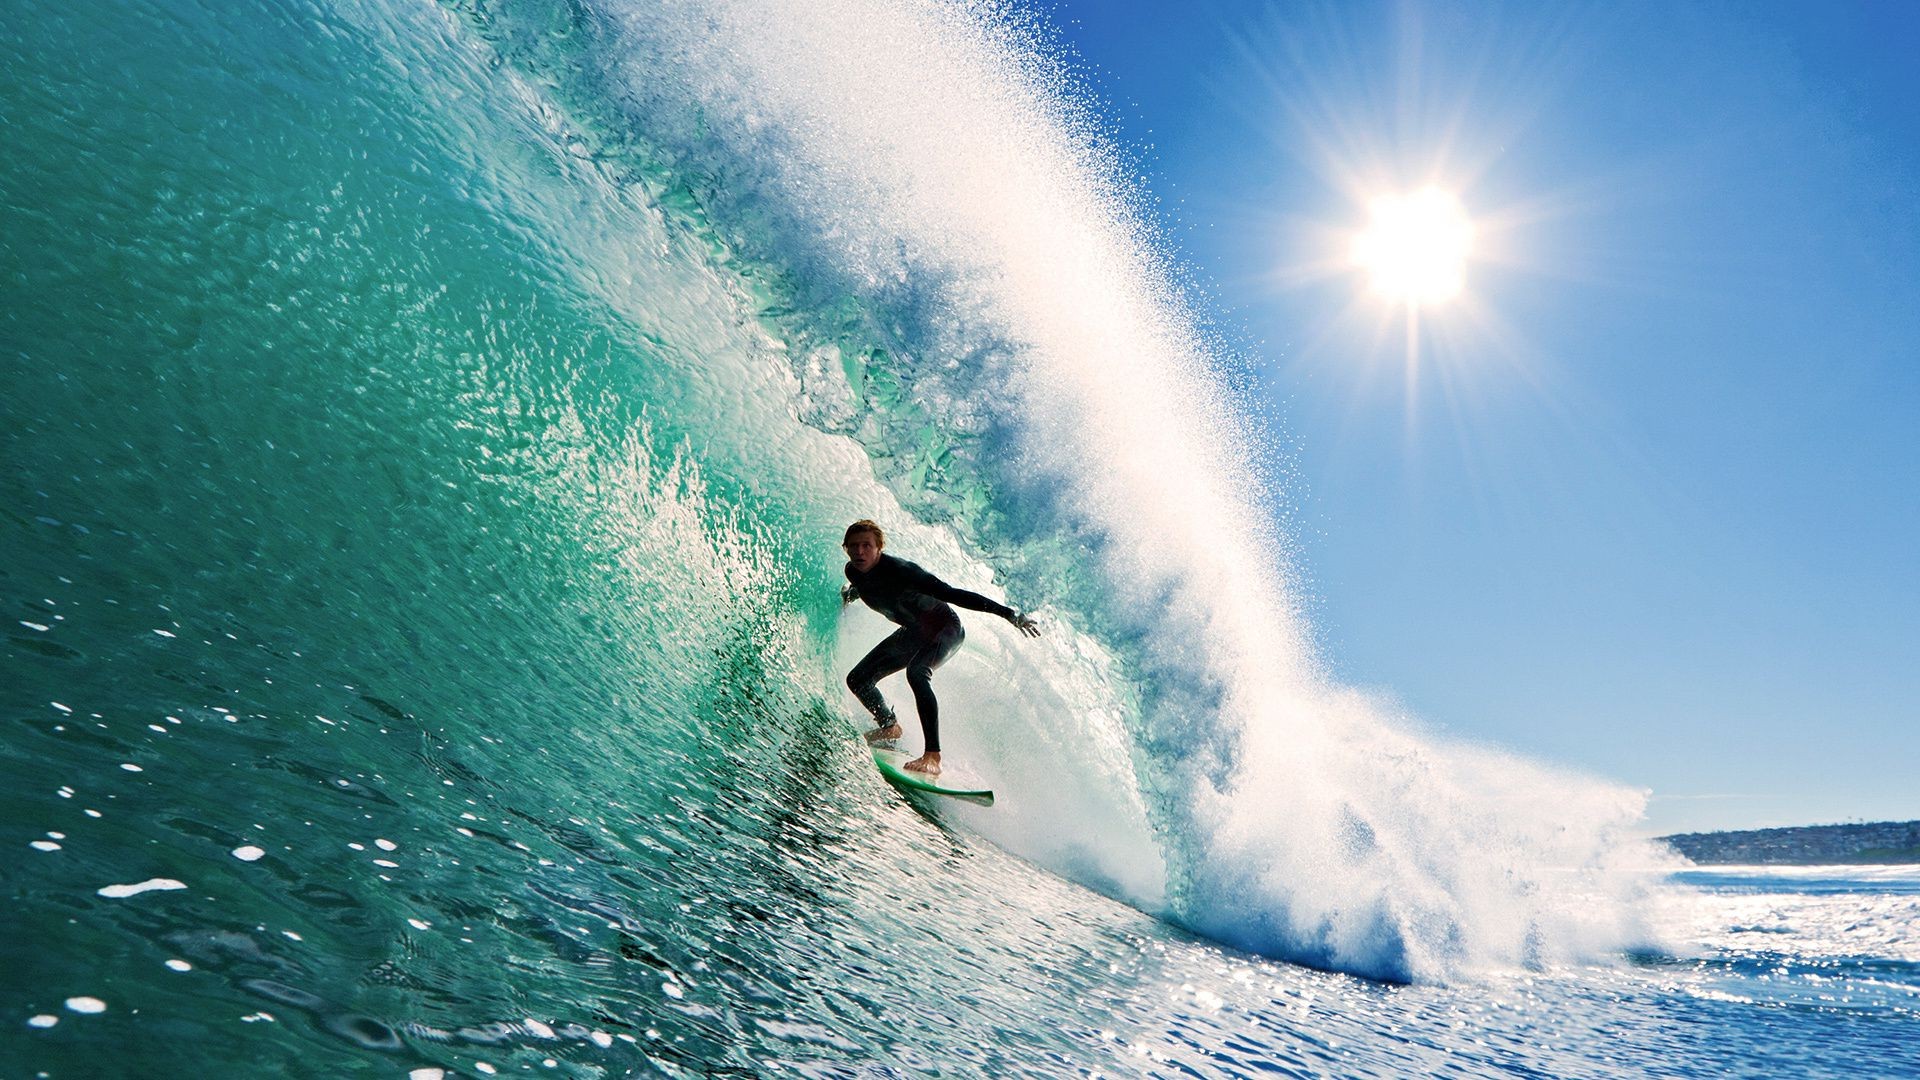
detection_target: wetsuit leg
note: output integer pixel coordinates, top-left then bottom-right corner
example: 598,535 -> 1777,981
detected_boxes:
846,627 -> 919,723
903,620 -> 965,753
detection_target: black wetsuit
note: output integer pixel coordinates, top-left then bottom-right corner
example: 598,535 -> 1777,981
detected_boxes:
843,554 -> 1014,753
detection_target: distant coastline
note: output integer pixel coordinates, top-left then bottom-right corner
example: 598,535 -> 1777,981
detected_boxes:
1660,820 -> 1920,865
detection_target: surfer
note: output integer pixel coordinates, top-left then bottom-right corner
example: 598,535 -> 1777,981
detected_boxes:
839,519 -> 1039,776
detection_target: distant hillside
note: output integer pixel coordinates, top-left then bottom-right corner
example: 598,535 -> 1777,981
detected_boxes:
1660,820 -> 1920,865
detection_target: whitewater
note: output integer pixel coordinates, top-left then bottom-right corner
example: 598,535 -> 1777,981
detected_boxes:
3,0 -> 1915,1076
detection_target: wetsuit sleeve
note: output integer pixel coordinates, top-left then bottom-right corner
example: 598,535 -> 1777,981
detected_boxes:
902,563 -> 1016,620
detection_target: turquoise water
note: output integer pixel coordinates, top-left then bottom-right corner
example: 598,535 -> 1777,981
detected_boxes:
4,0 -> 1915,1075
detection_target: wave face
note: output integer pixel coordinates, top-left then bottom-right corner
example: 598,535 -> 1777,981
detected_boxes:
2,9 -> 1666,1075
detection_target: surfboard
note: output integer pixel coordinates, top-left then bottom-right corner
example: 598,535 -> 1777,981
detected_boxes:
871,747 -> 995,807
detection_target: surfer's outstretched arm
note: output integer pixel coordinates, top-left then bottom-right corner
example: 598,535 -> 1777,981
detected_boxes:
904,566 -> 1042,637
945,589 -> 1038,636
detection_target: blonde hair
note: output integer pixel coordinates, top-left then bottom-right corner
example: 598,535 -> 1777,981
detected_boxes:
843,519 -> 885,547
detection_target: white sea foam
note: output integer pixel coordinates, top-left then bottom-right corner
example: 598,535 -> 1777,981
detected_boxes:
98,878 -> 187,898
1659,864 -> 1920,964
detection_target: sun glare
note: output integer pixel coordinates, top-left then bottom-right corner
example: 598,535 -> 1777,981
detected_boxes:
1352,187 -> 1474,306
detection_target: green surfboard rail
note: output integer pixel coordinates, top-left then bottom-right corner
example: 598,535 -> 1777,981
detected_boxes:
871,748 -> 995,807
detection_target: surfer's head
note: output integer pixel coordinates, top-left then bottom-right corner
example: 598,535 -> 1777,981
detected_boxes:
843,520 -> 885,572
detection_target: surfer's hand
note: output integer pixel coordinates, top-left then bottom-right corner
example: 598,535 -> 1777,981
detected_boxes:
840,585 -> 859,605
1010,612 -> 1041,637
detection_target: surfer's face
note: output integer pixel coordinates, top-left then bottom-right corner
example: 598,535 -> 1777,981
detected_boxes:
844,533 -> 882,572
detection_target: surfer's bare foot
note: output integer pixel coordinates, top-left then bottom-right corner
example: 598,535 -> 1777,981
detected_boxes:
863,722 -> 903,745
903,752 -> 942,776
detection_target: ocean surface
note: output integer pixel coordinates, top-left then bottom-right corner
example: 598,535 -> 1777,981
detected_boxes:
3,0 -> 1915,1075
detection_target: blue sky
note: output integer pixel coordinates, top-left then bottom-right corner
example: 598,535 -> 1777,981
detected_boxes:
1044,0 -> 1919,834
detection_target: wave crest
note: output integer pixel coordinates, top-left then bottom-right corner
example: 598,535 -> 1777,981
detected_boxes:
465,0 -> 1664,981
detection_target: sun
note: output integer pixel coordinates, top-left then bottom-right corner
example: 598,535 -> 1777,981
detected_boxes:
1351,187 -> 1474,307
